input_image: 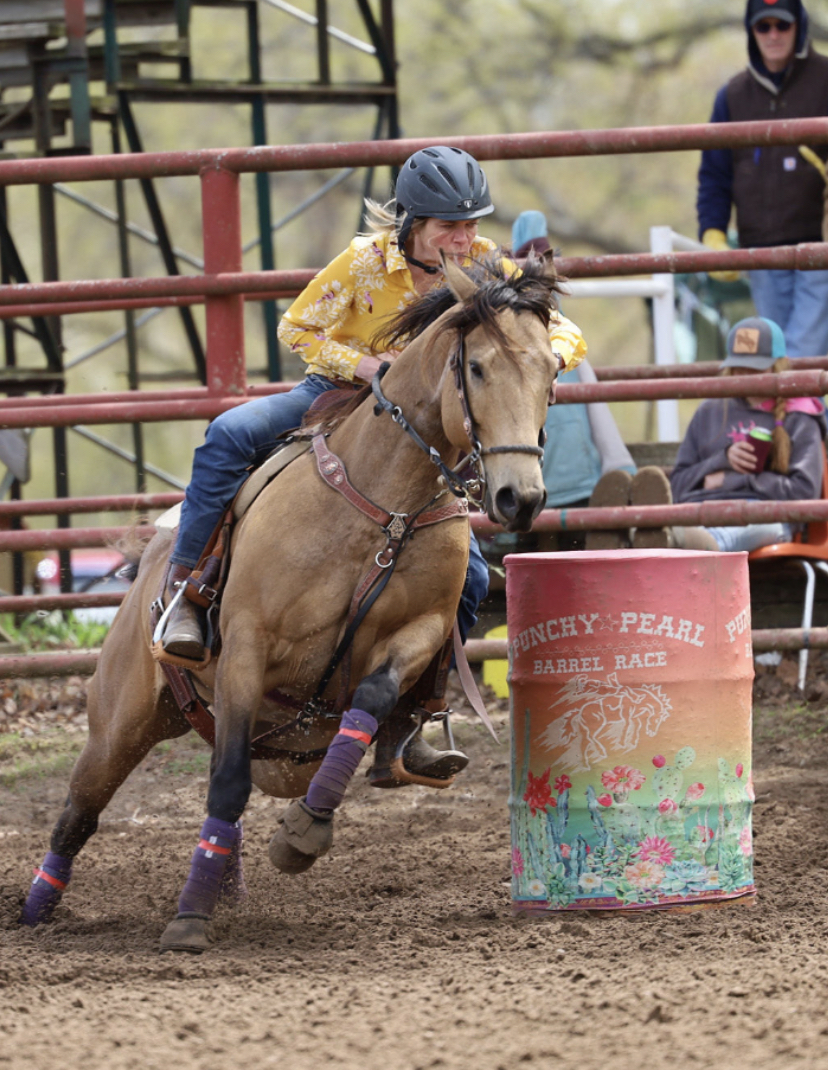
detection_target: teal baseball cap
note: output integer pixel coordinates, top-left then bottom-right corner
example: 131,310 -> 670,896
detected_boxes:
723,316 -> 786,370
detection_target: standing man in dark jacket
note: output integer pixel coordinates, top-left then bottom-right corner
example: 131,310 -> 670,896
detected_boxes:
697,0 -> 828,358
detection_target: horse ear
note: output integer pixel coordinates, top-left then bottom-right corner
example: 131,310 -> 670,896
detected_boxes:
440,251 -> 476,303
539,247 -> 558,279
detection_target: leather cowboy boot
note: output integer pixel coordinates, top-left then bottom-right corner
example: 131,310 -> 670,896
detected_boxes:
369,707 -> 469,789
161,563 -> 207,660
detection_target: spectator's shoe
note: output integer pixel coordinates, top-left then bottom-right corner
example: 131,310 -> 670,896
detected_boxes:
585,470 -> 633,550
630,467 -> 673,549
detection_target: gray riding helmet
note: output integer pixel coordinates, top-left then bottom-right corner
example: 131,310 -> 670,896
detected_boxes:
395,146 -> 495,253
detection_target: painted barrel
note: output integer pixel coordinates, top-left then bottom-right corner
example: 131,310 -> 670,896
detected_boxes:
506,549 -> 755,912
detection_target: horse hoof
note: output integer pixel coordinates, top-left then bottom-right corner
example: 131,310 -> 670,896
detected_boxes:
268,798 -> 333,874
159,913 -> 212,954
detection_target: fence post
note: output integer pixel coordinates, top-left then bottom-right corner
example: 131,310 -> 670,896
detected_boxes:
200,167 -> 246,395
649,225 -> 679,442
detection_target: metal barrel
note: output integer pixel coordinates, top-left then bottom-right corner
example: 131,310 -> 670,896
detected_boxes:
505,550 -> 755,912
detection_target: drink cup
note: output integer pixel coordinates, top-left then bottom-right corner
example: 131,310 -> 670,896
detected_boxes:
747,427 -> 773,471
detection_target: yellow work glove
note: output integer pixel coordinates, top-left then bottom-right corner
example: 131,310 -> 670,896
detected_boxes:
799,145 -> 828,183
702,229 -> 740,284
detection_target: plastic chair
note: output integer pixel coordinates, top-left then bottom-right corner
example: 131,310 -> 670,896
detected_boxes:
748,452 -> 828,690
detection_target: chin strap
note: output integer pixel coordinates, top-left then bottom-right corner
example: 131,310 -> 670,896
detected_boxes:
401,249 -> 441,275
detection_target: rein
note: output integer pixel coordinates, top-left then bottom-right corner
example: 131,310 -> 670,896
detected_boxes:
371,331 -> 544,506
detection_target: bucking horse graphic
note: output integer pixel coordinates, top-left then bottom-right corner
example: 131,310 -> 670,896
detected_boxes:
537,673 -> 672,773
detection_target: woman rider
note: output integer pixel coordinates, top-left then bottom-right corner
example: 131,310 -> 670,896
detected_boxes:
160,145 -> 587,784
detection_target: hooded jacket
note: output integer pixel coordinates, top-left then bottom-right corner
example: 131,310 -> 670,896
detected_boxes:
696,0 -> 828,247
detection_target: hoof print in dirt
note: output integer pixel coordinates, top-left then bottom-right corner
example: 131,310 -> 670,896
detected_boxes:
159,913 -> 212,954
268,798 -> 333,874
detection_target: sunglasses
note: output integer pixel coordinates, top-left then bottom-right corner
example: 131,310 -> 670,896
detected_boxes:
754,18 -> 794,33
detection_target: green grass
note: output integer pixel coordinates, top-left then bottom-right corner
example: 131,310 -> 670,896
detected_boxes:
0,730 -> 86,790
754,701 -> 828,743
1,612 -> 109,653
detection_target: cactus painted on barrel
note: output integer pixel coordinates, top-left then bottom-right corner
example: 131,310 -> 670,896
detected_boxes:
510,707 -> 534,894
651,746 -> 696,810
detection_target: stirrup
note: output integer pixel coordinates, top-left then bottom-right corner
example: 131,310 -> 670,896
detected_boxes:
151,584 -> 212,671
371,709 -> 468,790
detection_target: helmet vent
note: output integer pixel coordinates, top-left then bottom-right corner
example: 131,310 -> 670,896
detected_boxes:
436,165 -> 461,194
418,174 -> 442,194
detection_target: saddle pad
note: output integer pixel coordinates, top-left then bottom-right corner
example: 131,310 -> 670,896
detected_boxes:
233,438 -> 310,520
155,502 -> 182,530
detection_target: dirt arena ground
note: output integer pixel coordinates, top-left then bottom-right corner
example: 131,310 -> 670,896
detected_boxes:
2,658 -> 828,1070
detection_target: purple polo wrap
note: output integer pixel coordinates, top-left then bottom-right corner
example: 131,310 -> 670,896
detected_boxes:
20,851 -> 73,927
178,817 -> 242,917
306,707 -> 378,812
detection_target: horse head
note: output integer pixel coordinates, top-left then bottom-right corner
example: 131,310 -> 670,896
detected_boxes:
439,254 -> 560,532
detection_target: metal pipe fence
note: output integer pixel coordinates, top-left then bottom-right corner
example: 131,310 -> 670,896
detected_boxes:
5,117 -> 828,676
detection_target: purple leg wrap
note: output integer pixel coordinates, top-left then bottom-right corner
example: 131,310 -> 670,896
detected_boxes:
20,851 -> 73,927
177,817 -> 242,917
217,822 -> 248,905
306,707 -> 379,812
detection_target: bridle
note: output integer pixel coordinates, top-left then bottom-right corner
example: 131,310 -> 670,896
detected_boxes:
371,330 -> 545,507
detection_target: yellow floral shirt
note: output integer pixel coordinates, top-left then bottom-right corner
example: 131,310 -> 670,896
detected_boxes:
277,231 -> 587,382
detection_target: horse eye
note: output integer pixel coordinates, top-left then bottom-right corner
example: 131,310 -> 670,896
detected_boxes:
469,361 -> 483,379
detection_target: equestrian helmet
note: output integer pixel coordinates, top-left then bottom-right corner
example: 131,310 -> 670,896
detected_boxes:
395,146 -> 494,251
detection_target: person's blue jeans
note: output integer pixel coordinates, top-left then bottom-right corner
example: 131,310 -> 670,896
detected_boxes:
171,375 -> 339,567
705,521 -> 793,553
748,268 -> 828,358
170,373 -> 489,638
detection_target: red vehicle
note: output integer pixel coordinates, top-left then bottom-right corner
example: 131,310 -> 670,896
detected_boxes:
35,548 -> 130,623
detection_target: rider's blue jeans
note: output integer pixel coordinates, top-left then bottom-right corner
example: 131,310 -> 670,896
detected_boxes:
170,374 -> 488,642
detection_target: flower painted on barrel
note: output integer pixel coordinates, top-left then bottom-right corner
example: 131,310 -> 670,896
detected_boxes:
597,793 -> 613,807
511,847 -> 524,877
739,826 -> 753,857
555,774 -> 572,794
658,797 -> 678,815
523,768 -> 557,816
560,843 -> 571,859
578,872 -> 603,893
684,782 -> 706,803
694,825 -> 715,844
601,765 -> 646,798
526,878 -> 546,898
635,835 -> 675,866
624,860 -> 666,890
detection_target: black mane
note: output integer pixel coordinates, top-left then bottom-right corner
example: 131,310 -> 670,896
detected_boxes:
372,252 -> 563,354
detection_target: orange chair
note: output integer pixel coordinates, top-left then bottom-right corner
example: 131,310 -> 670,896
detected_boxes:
749,451 -> 828,690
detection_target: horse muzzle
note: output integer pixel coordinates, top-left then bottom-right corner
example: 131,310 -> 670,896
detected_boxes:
486,483 -> 546,533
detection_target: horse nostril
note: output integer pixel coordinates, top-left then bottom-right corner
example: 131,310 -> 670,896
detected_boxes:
495,486 -> 518,520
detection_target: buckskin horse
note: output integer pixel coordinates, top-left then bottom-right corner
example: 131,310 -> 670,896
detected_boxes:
20,254 -> 561,952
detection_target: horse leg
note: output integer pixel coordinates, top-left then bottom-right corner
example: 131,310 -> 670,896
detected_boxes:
159,638 -> 263,954
268,662 -> 399,874
208,748 -> 247,906
21,671 -> 187,927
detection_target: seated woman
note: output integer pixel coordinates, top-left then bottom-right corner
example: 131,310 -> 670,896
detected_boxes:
637,316 -> 826,551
